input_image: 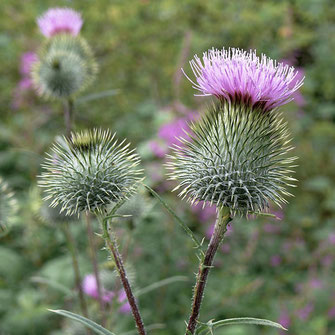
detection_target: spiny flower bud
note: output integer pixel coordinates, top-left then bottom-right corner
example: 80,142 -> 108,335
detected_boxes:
32,35 -> 97,99
168,47 -> 303,216
38,129 -> 143,216
0,177 -> 18,234
167,103 -> 297,216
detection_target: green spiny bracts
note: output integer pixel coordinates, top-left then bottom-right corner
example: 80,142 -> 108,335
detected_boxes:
167,103 -> 297,216
38,129 -> 143,216
0,177 -> 18,234
44,35 -> 97,78
32,35 -> 97,99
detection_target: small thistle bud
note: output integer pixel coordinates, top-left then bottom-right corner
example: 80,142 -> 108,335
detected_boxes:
32,35 -> 97,99
37,8 -> 83,38
168,47 -> 303,216
0,177 -> 18,234
32,51 -> 87,99
38,129 -> 143,216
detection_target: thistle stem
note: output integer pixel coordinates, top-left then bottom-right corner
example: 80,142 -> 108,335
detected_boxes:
85,213 -> 106,327
62,223 -> 90,334
185,207 -> 231,335
101,218 -> 147,335
64,98 -> 74,136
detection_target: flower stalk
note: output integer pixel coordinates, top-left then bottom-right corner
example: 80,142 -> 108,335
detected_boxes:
185,206 -> 231,335
62,222 -> 91,334
101,216 -> 147,335
64,98 -> 74,137
85,213 -> 106,327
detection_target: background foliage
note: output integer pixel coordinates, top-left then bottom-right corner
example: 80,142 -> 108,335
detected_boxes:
0,0 -> 334,334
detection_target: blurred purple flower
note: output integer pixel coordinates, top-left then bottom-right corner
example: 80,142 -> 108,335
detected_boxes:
328,306 -> 335,319
321,255 -> 333,268
263,223 -> 281,234
149,141 -> 168,158
12,52 -> 38,109
20,52 -> 38,76
278,308 -> 291,332
118,289 -> 131,314
270,255 -> 282,267
328,233 -> 335,245
150,113 -> 196,158
37,8 -> 83,37
191,201 -> 216,223
309,278 -> 323,290
82,274 -> 114,303
296,303 -> 314,321
185,48 -> 304,112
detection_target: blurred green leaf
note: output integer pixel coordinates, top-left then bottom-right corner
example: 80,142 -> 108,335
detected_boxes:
49,309 -> 117,335
197,317 -> 287,334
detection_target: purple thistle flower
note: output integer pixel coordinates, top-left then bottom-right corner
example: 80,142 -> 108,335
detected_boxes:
278,308 -> 291,332
118,289 -> 131,314
270,255 -> 282,267
37,8 -> 83,38
184,47 -> 304,112
82,274 -> 114,303
150,112 -> 196,158
296,303 -> 314,321
328,306 -> 335,319
20,52 -> 38,76
191,201 -> 216,223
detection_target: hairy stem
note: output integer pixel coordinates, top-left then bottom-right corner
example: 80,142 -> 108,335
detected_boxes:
185,207 -> 231,335
64,98 -> 74,136
101,218 -> 147,335
62,223 -> 91,335
85,213 -> 106,327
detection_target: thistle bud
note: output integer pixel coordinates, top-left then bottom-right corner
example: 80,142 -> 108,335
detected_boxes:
32,35 -> 97,100
168,47 -> 303,216
38,129 -> 143,216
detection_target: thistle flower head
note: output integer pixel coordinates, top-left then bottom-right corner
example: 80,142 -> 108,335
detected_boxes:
0,177 -> 18,234
32,35 -> 97,99
20,52 -> 38,76
167,102 -> 297,216
37,8 -> 83,38
185,48 -> 304,112
39,129 -> 143,216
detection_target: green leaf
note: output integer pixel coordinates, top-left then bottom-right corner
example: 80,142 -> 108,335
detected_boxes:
197,317 -> 287,334
135,275 -> 189,297
77,89 -> 120,104
144,185 -> 202,250
31,276 -> 74,297
49,309 -> 117,335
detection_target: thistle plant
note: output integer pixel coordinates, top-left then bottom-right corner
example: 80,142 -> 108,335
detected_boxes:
32,35 -> 97,101
168,47 -> 304,334
0,177 -> 18,236
32,8 -> 97,135
39,129 -> 146,335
